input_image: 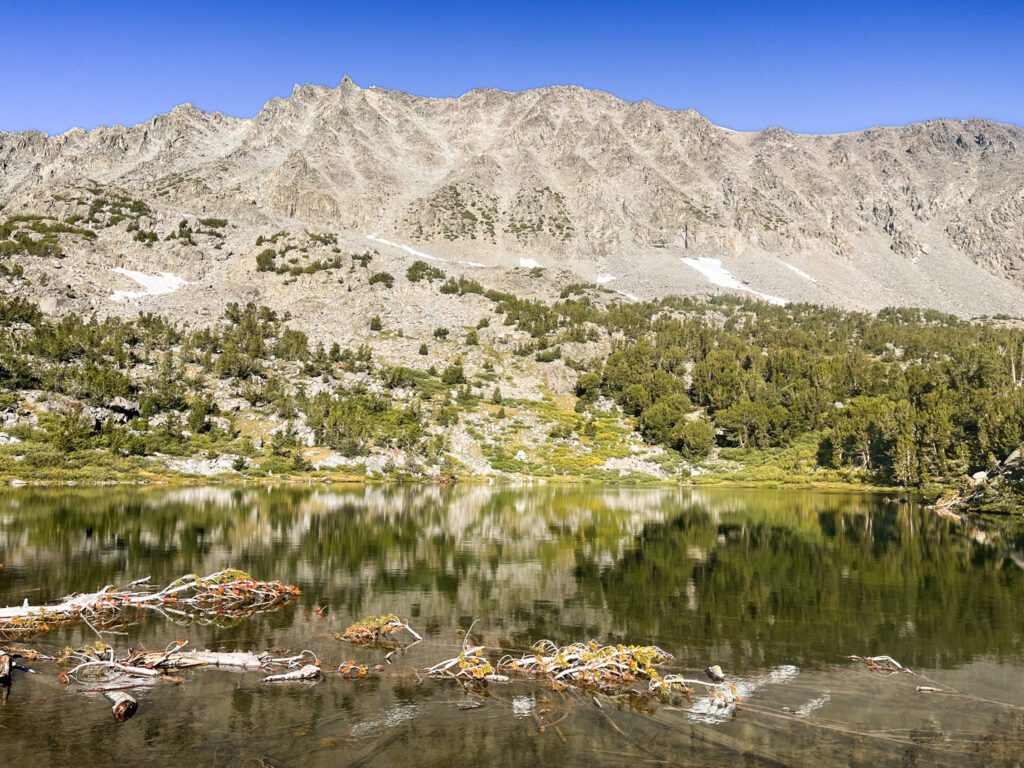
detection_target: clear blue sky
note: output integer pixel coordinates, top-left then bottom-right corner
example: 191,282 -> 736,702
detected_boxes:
2,0 -> 1022,135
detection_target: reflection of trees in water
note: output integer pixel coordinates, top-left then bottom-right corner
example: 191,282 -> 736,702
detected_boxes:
1,486 -> 1022,669
0,486 -> 678,608
577,499 -> 1024,668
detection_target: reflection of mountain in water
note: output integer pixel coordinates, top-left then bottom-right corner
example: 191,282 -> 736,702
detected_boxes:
1,485 -> 1022,669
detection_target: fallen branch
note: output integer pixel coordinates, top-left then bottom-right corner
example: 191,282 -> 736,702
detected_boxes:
105,691 -> 138,722
129,647 -> 262,670
66,660 -> 165,680
262,664 -> 321,683
126,642 -> 318,671
0,570 -> 301,637
846,655 -> 911,674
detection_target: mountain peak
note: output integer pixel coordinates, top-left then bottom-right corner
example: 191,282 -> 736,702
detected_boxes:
1,81 -> 1023,318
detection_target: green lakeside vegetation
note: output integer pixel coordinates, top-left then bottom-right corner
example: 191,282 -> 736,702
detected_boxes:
0,278 -> 1022,505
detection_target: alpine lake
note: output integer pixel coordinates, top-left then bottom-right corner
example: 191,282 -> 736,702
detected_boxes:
1,485 -> 1023,767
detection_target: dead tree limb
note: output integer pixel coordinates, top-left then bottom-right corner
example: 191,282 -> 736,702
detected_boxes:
104,691 -> 138,722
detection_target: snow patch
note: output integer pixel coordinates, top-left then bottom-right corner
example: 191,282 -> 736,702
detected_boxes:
613,289 -> 641,303
518,257 -> 542,269
781,261 -> 817,283
680,257 -> 788,306
364,234 -> 484,269
595,273 -> 616,285
365,234 -> 446,263
110,268 -> 186,302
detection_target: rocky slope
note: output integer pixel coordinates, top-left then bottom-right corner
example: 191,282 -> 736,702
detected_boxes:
947,445 -> 1024,514
1,77 -> 1023,320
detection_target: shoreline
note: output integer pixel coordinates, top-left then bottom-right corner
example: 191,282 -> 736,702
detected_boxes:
0,467 -> 918,495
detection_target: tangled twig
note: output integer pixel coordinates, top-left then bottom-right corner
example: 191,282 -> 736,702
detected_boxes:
846,654 -> 911,674
0,570 -> 301,637
427,637 -> 678,695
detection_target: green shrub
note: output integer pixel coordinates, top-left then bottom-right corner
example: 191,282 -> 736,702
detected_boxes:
255,249 -> 277,272
640,394 -> 693,445
406,260 -> 446,283
441,364 -> 466,385
351,251 -> 374,268
368,271 -> 394,288
535,346 -> 561,363
672,418 -> 716,460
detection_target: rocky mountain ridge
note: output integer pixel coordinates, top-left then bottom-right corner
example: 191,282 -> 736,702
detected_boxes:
1,77 -> 1023,319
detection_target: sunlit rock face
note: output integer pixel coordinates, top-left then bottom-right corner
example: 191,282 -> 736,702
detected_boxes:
3,80 -> 1024,318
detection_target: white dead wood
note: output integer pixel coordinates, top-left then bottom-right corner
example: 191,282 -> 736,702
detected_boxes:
262,664 -> 321,683
104,691 -> 139,722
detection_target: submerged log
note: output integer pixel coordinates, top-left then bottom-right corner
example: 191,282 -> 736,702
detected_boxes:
129,648 -> 265,670
126,644 -> 316,671
104,691 -> 138,722
262,664 -> 321,683
67,661 -> 164,679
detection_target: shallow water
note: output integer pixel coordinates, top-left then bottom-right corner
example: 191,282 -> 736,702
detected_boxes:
1,485 -> 1023,767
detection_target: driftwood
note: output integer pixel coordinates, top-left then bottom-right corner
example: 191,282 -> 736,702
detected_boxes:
125,641 -> 318,671
59,643 -> 180,689
68,660 -> 164,679
128,647 -> 264,670
105,691 -> 138,722
425,642 -> 506,683
262,664 -> 321,683
0,570 -> 301,637
846,654 -> 909,674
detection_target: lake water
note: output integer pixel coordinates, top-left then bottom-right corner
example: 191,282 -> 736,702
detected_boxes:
1,485 -> 1023,766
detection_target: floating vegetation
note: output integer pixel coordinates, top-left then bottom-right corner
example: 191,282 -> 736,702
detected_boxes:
427,636 -> 686,696
0,570 -> 301,637
496,640 -> 673,693
425,642 -> 502,682
424,633 -> 748,716
339,614 -> 422,647
338,659 -> 383,679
